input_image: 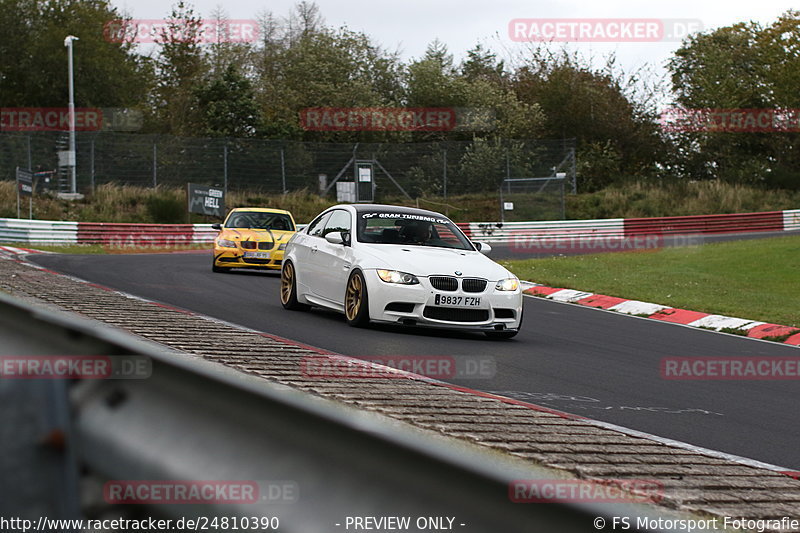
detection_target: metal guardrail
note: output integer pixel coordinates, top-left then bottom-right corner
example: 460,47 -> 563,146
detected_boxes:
0,219 -> 304,246
0,290 -> 700,532
2,209 -> 797,247
465,209 -> 800,243
464,218 -> 624,242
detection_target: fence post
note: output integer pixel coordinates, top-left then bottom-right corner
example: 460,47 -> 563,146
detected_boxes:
90,139 -> 95,193
280,148 -> 286,193
223,141 -> 228,195
570,147 -> 577,194
442,149 -> 447,202
152,141 -> 157,188
27,135 -> 32,171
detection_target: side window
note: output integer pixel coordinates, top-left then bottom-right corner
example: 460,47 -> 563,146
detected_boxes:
306,212 -> 331,237
322,210 -> 352,237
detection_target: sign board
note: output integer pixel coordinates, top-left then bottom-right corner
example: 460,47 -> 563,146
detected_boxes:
358,167 -> 372,183
503,202 -> 514,211
187,183 -> 225,217
58,150 -> 75,167
336,182 -> 357,203
16,168 -> 33,197
34,171 -> 55,193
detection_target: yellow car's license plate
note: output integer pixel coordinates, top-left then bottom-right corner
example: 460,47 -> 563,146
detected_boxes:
243,252 -> 270,259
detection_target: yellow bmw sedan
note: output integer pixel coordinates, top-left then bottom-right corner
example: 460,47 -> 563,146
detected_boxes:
212,208 -> 297,273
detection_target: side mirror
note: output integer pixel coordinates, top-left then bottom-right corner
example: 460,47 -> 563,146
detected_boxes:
211,223 -> 222,230
475,242 -> 492,254
325,231 -> 345,245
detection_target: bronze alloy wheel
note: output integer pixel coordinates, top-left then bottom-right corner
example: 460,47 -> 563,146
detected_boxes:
344,270 -> 369,326
345,272 -> 363,321
280,261 -> 308,311
280,262 -> 294,305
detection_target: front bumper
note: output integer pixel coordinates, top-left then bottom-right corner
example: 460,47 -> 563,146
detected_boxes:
214,247 -> 285,269
364,270 -> 523,332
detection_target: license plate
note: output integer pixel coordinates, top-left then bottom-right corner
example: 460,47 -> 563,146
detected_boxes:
243,252 -> 270,259
434,294 -> 481,307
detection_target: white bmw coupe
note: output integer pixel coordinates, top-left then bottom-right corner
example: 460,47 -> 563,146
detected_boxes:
280,204 -> 523,338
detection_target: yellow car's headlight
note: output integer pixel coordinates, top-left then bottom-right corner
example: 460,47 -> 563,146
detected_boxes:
495,277 -> 519,291
278,242 -> 287,251
217,238 -> 237,248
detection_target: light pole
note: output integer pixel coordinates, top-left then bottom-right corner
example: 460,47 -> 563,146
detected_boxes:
64,35 -> 79,194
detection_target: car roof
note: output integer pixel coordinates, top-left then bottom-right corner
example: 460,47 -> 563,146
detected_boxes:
228,207 -> 293,216
344,204 -> 448,219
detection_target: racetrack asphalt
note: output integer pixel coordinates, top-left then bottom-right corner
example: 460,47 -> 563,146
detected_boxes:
31,252 -> 800,471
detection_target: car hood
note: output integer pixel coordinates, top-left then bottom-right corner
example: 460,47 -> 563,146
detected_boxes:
219,228 -> 294,243
356,244 -> 513,281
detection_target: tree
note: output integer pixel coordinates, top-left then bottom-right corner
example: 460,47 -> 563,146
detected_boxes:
512,48 -> 665,190
148,0 -> 207,135
667,11 -> 800,188
195,64 -> 261,137
0,0 -> 151,108
251,3 -> 403,141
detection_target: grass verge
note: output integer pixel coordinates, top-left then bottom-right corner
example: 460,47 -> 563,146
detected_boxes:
503,234 -> 800,327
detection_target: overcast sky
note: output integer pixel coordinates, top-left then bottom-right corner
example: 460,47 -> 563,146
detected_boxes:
114,0 -> 794,97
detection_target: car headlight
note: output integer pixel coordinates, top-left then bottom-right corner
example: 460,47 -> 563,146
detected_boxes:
377,269 -> 419,285
278,242 -> 287,250
495,277 -> 519,291
217,238 -> 237,248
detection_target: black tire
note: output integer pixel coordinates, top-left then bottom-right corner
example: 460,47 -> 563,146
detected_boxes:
344,270 -> 370,327
485,308 -> 523,339
280,261 -> 309,311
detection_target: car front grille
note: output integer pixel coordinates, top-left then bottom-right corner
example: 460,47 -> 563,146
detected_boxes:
240,241 -> 257,250
258,241 -> 275,250
429,276 -> 458,291
462,278 -> 487,293
423,306 -> 489,323
242,258 -> 273,265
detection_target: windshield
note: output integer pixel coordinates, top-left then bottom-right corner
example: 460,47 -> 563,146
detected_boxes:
356,211 -> 474,250
225,211 -> 294,231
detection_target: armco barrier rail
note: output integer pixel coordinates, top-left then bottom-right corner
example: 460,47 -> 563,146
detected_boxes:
0,291 -> 681,532
463,209 -> 800,243
0,218 -> 215,246
1,208 -> 798,246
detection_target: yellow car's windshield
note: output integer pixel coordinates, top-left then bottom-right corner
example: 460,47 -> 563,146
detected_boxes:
225,212 -> 294,231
